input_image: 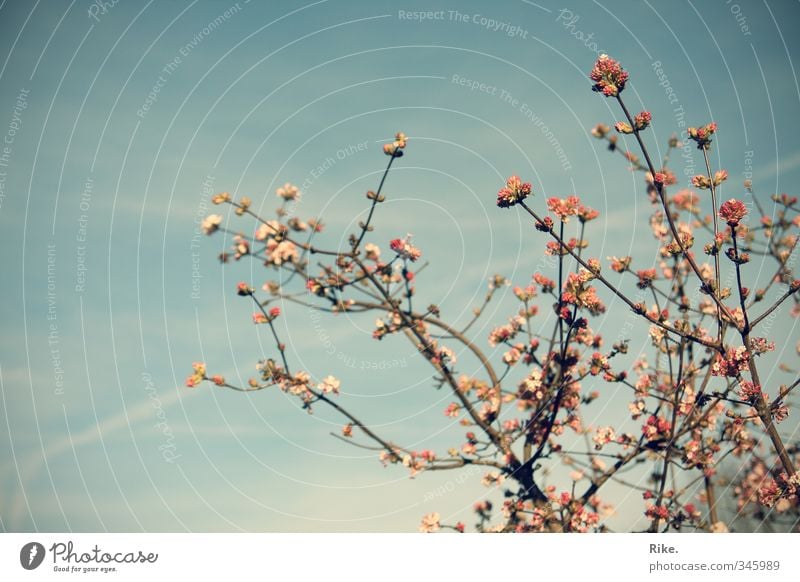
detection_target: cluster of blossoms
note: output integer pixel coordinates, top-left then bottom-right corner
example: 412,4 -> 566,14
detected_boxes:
690,169 -> 728,190
711,346 -> 750,377
561,270 -> 605,315
734,459 -> 800,514
364,242 -> 381,261
593,426 -> 617,449
635,268 -> 657,289
516,368 -> 546,409
372,311 -> 405,340
671,189 -> 700,212
252,306 -> 281,324
276,182 -> 300,201
718,198 -> 748,227
651,170 -> 677,186
389,234 -> 422,262
589,54 -> 629,97
642,415 -> 672,442
683,439 -> 717,470
736,381 -> 763,403
578,204 -> 600,223
615,110 -> 651,134
608,255 -> 632,272
481,471 -> 505,488
202,193 -> 309,267
749,337 -> 775,355
548,491 -> 601,533
590,123 -> 611,138
257,225 -> 300,267
589,352 -> 610,376
383,132 -> 407,156
644,504 -> 670,522
488,314 -> 526,347
318,375 -> 341,394
430,343 -> 457,368
201,214 -> 223,235
687,122 -> 718,149
496,175 -> 532,208
419,512 -> 440,533
185,362 -> 206,388
547,196 -> 581,222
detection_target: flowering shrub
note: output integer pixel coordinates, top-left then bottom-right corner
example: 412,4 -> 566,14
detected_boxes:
188,55 -> 800,533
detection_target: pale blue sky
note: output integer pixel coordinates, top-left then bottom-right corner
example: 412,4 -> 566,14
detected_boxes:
1,0 -> 799,532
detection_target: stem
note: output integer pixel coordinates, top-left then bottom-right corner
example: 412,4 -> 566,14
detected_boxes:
650,378 -> 682,532
557,221 -> 565,348
614,94 -> 738,329
703,148 -> 723,344
749,284 -> 800,328
352,151 -> 398,251
731,235 -> 751,334
747,353 -> 797,476
704,474 -> 719,528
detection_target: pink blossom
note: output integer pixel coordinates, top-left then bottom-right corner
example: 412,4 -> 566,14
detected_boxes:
687,122 -> 717,149
503,346 -> 522,365
614,121 -> 633,134
389,235 -> 422,262
383,131 -> 407,156
318,375 -> 340,394
185,362 -> 206,388
236,282 -> 253,296
593,426 -> 617,448
254,220 -> 284,242
276,182 -> 300,201
645,505 -> 670,520
496,175 -> 532,208
419,512 -> 441,533
608,256 -> 631,272
201,214 -> 223,235
578,205 -> 600,222
589,54 -> 629,97
736,381 -> 762,402
481,471 -> 505,487
364,243 -> 381,261
719,199 -> 748,226
691,174 -> 711,189
444,402 -> 460,417
711,346 -> 750,377
547,195 -> 581,222
749,337 -> 775,355
634,110 -> 652,130
636,268 -> 657,289
642,415 -> 671,441
265,239 -> 299,266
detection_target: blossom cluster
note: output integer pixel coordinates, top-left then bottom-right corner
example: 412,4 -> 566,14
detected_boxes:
496,175 -> 532,208
687,122 -> 717,149
389,234 -> 422,262
589,54 -> 628,97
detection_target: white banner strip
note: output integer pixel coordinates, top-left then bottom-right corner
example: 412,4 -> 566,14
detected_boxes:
1,533 -> 797,581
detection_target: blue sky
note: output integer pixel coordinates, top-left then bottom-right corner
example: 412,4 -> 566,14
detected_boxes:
1,0 -> 799,532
